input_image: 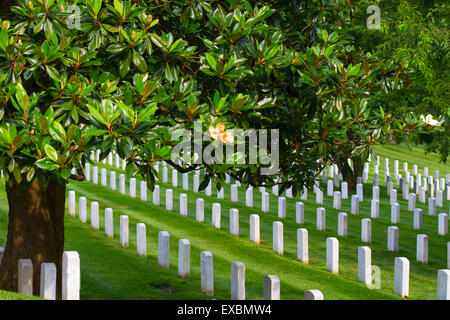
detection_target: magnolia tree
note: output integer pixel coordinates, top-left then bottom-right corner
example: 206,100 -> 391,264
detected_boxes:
0,0 -> 434,298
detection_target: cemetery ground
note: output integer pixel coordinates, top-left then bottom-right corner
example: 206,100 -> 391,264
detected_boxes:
0,143 -> 448,300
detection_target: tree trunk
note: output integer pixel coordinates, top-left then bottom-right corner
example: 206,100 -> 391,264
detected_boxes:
338,156 -> 364,191
0,177 -> 66,299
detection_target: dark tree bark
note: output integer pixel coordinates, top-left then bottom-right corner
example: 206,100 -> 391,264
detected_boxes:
0,177 -> 66,299
338,155 -> 364,191
0,0 -> 15,16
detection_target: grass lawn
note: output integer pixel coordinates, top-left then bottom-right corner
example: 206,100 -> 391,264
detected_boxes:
0,143 -> 448,300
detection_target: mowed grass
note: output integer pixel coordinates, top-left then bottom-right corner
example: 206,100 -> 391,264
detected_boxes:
0,143 -> 448,300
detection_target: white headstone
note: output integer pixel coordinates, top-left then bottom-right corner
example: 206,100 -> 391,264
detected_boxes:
438,213 -> 448,236
158,231 -> 170,268
196,198 -> 204,222
357,184 -> 363,202
304,290 -> 323,300
179,193 -> 188,216
273,222 -> 283,255
182,173 -> 189,190
388,226 -> 399,252
90,201 -> 99,230
178,239 -> 190,279
172,169 -> 178,187
92,166 -> 98,184
358,246 -> 371,286
246,187 -> 253,207
327,180 -> 334,196
416,234 -> 428,264
212,203 -> 221,229
278,197 -> 286,219
326,237 -> 339,274
140,181 -> 147,201
119,215 -> 129,248
263,275 -> 280,300
230,209 -> 239,236
129,178 -> 136,198
296,202 -> 304,224
200,251 -> 214,296
371,199 -> 379,219
338,212 -> 348,237
40,263 -> 57,300
100,168 -> 107,186
390,189 -> 397,205
230,262 -> 245,300
391,203 -> 400,224
361,218 -> 372,243
428,197 -> 436,216
18,259 -> 33,296
79,197 -> 87,223
62,251 -> 80,300
153,185 -> 160,206
316,189 -> 323,205
119,174 -> 125,194
297,228 -> 308,263
250,214 -> 260,244
437,270 -> 450,300
341,182 -> 348,199
413,208 -> 423,230
317,207 -> 326,231
105,208 -> 113,238
68,191 -> 76,217
394,257 -> 409,298
333,191 -> 341,210
136,223 -> 147,257
110,171 -> 116,190
351,195 -> 359,215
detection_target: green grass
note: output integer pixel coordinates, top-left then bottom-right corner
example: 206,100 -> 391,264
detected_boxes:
0,143 -> 448,300
0,289 -> 42,300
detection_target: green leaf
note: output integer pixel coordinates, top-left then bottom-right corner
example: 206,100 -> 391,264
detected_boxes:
60,167 -> 72,179
132,51 -> 147,73
205,53 -> 217,71
119,52 -> 131,78
113,0 -> 123,16
44,144 -> 59,162
35,158 -> 59,171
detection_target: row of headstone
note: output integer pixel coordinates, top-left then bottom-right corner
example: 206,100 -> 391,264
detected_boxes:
17,251 -> 80,300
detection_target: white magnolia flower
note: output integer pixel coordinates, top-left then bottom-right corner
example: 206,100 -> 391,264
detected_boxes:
420,114 -> 444,126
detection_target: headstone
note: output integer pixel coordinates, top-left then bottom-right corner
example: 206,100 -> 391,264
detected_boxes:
196,198 -> 204,222
115,154 -> 120,168
172,169 -> 178,187
297,228 -> 308,263
390,189 -> 397,205
166,189 -> 173,211
300,187 -> 308,200
140,181 -> 147,201
296,202 -> 304,224
394,257 -> 409,298
230,209 -> 239,236
391,203 -> 400,224
105,208 -> 113,238
200,251 -> 214,296
110,171 -> 116,190
230,262 -> 245,300
178,239 -> 190,279
18,259 -> 33,295
361,218 -> 372,243
438,213 -> 448,236
40,263 -> 57,300
193,175 -> 199,193
387,226 -> 399,252
317,207 -> 326,231
351,195 -> 359,215
180,193 -> 188,216
327,180 -> 333,196
304,290 -> 323,300
136,223 -> 147,257
182,173 -> 189,190
278,197 -> 286,219
212,203 -> 221,229
372,186 -> 379,200
371,199 -> 379,219
92,166 -> 98,184
250,214 -> 260,244
246,187 -> 253,207
338,212 -> 348,237
205,181 -> 212,196
101,168 -> 107,186
273,222 -> 283,255
428,197 -> 436,216
120,215 -> 129,248
62,251 -> 80,300
119,174 -> 125,194
437,270 -> 450,300
68,191 -> 76,217
162,166 -> 168,183
333,191 -> 341,210
413,208 -> 423,230
85,163 -> 90,181
90,201 -> 99,230
341,182 -> 348,199
419,187 -> 426,203
153,185 -> 160,206
357,184 -> 363,202
79,197 -> 87,223
263,275 -> 280,300
286,186 -> 293,198
158,231 -> 170,268
326,237 -> 339,274
358,246 -> 371,286
316,189 -> 323,205
272,184 -> 279,196
217,186 -> 224,199
408,193 -> 416,212
436,190 -> 443,207
129,178 -> 136,198
416,234 -> 428,264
